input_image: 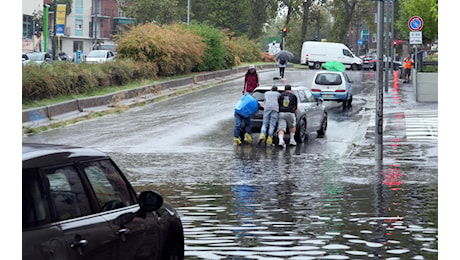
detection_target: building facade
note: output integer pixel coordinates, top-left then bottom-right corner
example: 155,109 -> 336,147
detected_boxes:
22,0 -> 134,58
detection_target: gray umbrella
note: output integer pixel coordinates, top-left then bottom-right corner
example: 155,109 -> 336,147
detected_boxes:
275,50 -> 294,61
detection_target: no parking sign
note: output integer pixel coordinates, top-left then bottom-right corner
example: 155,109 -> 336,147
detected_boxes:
408,16 -> 423,31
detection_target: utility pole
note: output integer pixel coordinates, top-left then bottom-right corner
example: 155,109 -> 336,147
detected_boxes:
375,0 -> 384,161
384,0 -> 390,92
43,5 -> 50,52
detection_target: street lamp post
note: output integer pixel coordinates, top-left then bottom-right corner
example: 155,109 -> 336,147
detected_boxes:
375,0 -> 384,161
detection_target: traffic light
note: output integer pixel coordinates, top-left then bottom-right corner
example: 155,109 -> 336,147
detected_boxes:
393,41 -> 397,46
281,27 -> 288,37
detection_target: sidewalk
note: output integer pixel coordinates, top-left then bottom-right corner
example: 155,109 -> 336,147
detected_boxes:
349,73 -> 438,167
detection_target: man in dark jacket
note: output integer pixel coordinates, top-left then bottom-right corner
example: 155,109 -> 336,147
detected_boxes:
277,85 -> 298,147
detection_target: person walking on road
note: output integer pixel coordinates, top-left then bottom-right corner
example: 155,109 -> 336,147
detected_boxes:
258,86 -> 281,146
277,85 -> 298,147
278,59 -> 287,78
403,54 -> 414,83
243,65 -> 259,94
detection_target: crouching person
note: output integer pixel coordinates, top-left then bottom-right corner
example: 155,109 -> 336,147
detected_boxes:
277,85 -> 298,147
233,93 -> 259,145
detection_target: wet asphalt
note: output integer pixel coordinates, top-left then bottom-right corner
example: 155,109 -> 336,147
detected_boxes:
23,68 -> 438,259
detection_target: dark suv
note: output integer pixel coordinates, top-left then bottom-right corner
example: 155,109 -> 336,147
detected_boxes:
22,143 -> 184,260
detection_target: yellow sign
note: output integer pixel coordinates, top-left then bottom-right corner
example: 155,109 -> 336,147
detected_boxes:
56,4 -> 66,25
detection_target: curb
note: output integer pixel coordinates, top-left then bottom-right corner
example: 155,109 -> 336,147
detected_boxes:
23,63 -> 287,129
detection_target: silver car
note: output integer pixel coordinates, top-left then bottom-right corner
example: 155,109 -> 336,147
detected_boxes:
250,85 -> 328,144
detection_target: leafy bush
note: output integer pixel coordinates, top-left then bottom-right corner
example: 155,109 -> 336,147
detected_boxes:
187,23 -> 228,71
116,23 -> 206,76
22,59 -> 158,103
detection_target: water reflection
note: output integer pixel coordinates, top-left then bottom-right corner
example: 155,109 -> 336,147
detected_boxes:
119,143 -> 437,259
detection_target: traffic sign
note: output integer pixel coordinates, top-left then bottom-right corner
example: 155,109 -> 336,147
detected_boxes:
409,31 -> 423,44
408,16 -> 423,31
357,39 -> 363,46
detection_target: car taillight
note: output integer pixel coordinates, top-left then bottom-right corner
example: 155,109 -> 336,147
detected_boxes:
311,89 -> 321,92
370,59 -> 375,62
335,89 -> 346,92
306,54 -> 309,62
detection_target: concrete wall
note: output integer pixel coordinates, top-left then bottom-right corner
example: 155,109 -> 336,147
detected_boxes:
415,72 -> 438,102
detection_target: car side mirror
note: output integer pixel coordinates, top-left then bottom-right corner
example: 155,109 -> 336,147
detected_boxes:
138,190 -> 164,212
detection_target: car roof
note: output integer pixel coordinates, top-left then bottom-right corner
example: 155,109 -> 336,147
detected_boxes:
314,70 -> 344,75
23,143 -> 108,169
254,85 -> 309,92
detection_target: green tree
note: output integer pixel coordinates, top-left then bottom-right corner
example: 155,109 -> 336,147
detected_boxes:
396,0 -> 438,43
121,0 -> 186,25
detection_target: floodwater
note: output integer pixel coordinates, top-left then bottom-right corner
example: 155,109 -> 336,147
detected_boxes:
23,69 -> 438,259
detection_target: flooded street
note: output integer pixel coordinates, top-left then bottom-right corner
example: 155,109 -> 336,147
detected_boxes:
23,69 -> 438,259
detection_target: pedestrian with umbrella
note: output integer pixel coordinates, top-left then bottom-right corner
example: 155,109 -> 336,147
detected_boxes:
275,50 -> 294,78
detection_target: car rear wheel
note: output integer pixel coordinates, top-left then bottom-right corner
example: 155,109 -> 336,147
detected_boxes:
313,62 -> 322,70
317,115 -> 327,138
295,118 -> 307,143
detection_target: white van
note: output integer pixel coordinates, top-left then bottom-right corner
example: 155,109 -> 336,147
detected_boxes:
300,41 -> 362,70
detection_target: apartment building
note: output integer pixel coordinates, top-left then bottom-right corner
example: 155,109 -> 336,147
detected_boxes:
22,0 -> 134,58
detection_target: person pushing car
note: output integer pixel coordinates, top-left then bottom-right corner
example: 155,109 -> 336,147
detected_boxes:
277,85 -> 297,147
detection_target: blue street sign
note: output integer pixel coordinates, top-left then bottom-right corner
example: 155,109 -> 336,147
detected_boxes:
408,16 -> 423,31
357,39 -> 363,46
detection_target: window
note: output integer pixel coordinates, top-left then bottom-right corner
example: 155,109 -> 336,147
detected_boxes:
73,41 -> 83,52
83,160 -> 134,212
343,49 -> 353,58
296,90 -> 307,103
305,90 -> 316,102
76,19 -> 83,30
23,169 -> 52,228
44,166 -> 92,221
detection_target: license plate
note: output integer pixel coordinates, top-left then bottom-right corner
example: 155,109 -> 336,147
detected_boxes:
323,94 -> 334,98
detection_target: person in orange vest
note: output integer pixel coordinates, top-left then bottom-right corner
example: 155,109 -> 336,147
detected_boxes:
403,54 -> 414,83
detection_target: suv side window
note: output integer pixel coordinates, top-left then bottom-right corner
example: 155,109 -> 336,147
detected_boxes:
82,159 -> 135,212
23,169 -> 53,228
44,166 -> 92,221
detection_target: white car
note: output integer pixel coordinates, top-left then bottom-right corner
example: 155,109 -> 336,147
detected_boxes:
310,71 -> 353,110
85,50 -> 115,64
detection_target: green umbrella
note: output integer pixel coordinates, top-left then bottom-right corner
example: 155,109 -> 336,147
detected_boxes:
322,61 -> 346,72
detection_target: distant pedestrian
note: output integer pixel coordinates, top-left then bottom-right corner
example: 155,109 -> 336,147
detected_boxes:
243,65 -> 260,94
258,86 -> 281,146
278,59 -> 287,78
277,85 -> 298,147
403,54 -> 414,83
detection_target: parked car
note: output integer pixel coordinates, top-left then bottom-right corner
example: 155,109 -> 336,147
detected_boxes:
361,55 -> 402,71
85,50 -> 115,64
310,71 -> 353,110
361,55 -> 376,70
25,52 -> 53,65
249,84 -> 328,144
23,142 -> 184,260
57,51 -> 74,62
22,53 -> 30,65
